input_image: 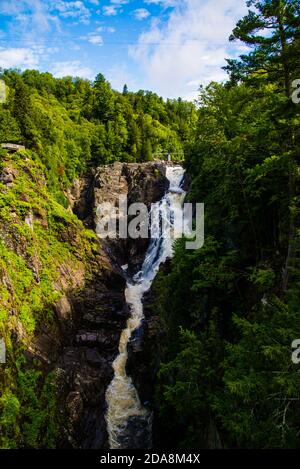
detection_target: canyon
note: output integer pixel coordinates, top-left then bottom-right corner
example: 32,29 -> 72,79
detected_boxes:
56,161 -> 179,449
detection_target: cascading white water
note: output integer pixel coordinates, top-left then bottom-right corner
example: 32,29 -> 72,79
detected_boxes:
104,165 -> 186,449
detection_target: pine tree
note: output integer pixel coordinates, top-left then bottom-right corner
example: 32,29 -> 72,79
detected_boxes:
93,74 -> 115,122
142,138 -> 153,162
11,78 -> 34,144
225,0 -> 300,95
225,0 -> 300,291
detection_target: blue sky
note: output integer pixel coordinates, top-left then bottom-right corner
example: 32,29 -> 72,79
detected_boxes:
0,0 -> 249,100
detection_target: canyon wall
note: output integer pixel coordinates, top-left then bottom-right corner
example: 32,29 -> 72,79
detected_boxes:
0,155 -> 171,449
57,162 -> 169,448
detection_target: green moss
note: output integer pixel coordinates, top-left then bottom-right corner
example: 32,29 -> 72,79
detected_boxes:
0,391 -> 21,448
0,154 -> 95,448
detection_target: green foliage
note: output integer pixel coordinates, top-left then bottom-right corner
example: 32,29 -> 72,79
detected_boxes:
0,391 -> 20,448
0,362 -> 59,449
213,297 -> 300,448
0,152 -> 97,448
1,2 -> 299,449
225,0 -> 300,94
0,70 -> 195,449
0,69 -> 194,199
16,363 -> 59,448
157,324 -> 224,449
0,109 -> 21,143
154,0 -> 300,450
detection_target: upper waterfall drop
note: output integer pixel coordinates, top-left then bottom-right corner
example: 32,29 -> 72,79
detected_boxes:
104,165 -> 186,449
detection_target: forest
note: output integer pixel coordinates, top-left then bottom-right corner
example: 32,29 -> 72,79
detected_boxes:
0,69 -> 195,204
153,0 -> 300,449
0,0 -> 300,451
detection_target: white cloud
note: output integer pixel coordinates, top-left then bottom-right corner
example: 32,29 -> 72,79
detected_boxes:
110,0 -> 128,4
130,0 -> 248,99
107,63 -> 139,92
103,0 -> 128,16
97,26 -> 116,33
80,30 -> 105,45
103,5 -> 119,16
51,60 -> 94,78
144,0 -> 178,6
133,8 -> 150,20
88,34 -> 104,45
52,1 -> 91,23
0,47 -> 39,68
0,0 -> 59,36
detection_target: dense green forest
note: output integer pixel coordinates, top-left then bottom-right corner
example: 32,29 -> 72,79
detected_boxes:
154,0 -> 300,449
0,69 -> 195,203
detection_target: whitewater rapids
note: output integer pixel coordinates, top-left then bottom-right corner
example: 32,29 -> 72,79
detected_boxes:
104,166 -> 186,449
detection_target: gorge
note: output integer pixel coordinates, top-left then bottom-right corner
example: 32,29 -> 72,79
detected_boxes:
55,161 -> 186,449
1,4 -> 300,448
105,165 -> 186,449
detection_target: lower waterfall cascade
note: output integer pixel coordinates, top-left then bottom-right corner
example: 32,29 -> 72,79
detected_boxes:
103,165 -> 186,449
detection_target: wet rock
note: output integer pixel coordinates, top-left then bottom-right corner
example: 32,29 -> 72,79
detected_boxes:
56,295 -> 72,321
57,270 -> 128,449
66,170 -> 96,228
94,162 -> 169,275
126,279 -> 167,405
66,391 -> 84,426
118,415 -> 153,449
75,330 -> 120,349
85,348 -> 104,367
0,166 -> 17,186
181,170 -> 191,192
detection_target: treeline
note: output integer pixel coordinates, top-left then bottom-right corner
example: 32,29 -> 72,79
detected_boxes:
154,0 -> 300,449
0,70 -> 196,203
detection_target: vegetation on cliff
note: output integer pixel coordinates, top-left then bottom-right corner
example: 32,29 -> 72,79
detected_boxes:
0,149 -> 100,448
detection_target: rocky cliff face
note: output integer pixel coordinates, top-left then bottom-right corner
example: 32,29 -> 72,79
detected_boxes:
56,161 -> 169,448
94,162 -> 168,274
56,256 -> 129,449
0,154 -> 107,449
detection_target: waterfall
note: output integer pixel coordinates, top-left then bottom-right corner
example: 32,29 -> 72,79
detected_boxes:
104,165 -> 186,449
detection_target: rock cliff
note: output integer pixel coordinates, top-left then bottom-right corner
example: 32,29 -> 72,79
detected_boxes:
57,161 -> 169,448
94,162 -> 168,274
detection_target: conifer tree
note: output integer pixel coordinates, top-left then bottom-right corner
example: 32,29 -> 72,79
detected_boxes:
225,0 -> 300,95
